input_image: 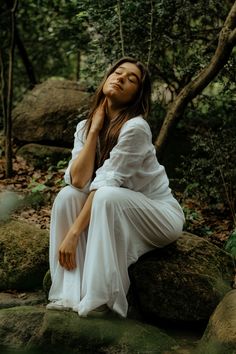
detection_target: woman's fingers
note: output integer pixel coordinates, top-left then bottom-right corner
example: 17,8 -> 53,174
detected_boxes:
58,230 -> 79,270
59,249 -> 76,270
91,100 -> 107,132
102,97 -> 107,109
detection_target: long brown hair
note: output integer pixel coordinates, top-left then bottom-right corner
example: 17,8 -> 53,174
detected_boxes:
85,57 -> 151,168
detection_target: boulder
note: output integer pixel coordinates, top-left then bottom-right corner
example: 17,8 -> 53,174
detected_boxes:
0,306 -> 178,353
16,143 -> 71,169
197,289 -> 236,354
128,232 -> 234,323
12,79 -> 91,146
0,218 -> 234,327
0,220 -> 49,290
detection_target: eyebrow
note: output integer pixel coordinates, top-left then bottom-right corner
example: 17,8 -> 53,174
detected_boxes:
118,66 -> 141,83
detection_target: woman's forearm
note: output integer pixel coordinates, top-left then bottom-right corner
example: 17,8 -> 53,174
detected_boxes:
70,130 -> 99,188
72,190 -> 96,235
70,100 -> 107,189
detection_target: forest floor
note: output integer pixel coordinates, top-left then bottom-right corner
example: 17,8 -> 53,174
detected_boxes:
0,154 -> 234,250
0,153 -> 235,352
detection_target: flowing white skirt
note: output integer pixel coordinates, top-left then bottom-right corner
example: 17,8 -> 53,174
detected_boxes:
48,185 -> 184,317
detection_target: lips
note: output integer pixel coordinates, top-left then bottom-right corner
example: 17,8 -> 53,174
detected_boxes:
110,82 -> 123,90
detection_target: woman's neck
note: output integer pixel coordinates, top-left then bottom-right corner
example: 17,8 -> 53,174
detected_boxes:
106,100 -> 122,120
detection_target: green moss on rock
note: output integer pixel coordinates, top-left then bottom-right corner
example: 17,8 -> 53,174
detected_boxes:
0,306 -> 178,353
0,220 -> 49,290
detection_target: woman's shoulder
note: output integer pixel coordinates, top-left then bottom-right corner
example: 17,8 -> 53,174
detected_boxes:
74,119 -> 87,139
76,119 -> 87,130
121,116 -> 151,134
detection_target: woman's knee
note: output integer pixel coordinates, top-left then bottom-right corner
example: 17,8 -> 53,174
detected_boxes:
92,186 -> 125,209
53,185 -> 87,212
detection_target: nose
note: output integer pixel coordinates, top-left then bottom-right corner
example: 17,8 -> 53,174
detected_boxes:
117,74 -> 125,83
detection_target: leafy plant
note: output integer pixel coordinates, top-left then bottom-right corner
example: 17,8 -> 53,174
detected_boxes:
179,126 -> 236,218
31,183 -> 47,193
225,229 -> 236,259
182,205 -> 213,236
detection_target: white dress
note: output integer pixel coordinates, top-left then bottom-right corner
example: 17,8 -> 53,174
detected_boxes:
48,116 -> 185,317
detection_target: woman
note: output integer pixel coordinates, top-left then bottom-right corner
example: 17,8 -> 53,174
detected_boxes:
47,57 -> 185,318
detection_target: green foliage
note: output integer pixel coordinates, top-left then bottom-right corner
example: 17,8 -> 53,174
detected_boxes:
1,0 -> 90,107
78,0 -> 231,90
180,127 -> 236,210
1,1 -> 236,200
23,190 -> 46,209
178,78 -> 236,216
183,206 -> 213,236
1,0 -> 233,100
56,159 -> 69,170
225,229 -> 236,258
30,183 -> 47,193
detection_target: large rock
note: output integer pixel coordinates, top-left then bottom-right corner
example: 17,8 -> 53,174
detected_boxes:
12,79 -> 91,146
0,220 -> 49,290
0,306 -> 178,353
0,219 -> 234,327
16,143 -> 71,169
128,232 -> 234,323
197,289 -> 236,354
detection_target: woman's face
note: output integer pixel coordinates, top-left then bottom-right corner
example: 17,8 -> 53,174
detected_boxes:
102,62 -> 142,106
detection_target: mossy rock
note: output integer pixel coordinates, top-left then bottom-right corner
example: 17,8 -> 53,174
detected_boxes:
0,220 -> 49,290
129,232 -> 234,322
196,290 -> 236,354
17,143 -> 71,170
0,306 -> 179,353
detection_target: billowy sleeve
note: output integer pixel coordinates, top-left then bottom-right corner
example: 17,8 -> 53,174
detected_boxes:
64,120 -> 90,192
90,119 -> 151,191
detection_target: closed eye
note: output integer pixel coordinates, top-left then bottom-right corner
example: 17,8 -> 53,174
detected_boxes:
128,76 -> 138,84
129,77 -> 135,83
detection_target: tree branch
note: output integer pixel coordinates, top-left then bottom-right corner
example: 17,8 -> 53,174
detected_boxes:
155,1 -> 236,159
229,27 -> 236,43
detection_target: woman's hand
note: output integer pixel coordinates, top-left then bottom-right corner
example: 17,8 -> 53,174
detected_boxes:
90,98 -> 107,133
59,228 -> 79,271
58,191 -> 96,271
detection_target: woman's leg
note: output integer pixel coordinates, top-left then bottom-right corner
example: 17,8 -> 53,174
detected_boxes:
48,185 -> 88,309
78,186 -> 184,318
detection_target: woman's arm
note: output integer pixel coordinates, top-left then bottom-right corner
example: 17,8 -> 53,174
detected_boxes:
59,190 -> 96,270
70,129 -> 98,188
70,99 -> 107,189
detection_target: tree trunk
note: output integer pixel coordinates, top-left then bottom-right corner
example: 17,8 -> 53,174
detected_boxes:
76,50 -> 81,81
5,0 -> 18,177
15,27 -> 37,89
155,1 -> 236,160
0,50 -> 7,132
5,0 -> 36,89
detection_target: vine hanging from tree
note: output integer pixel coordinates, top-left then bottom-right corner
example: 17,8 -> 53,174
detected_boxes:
147,0 -> 154,68
117,0 -> 125,56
